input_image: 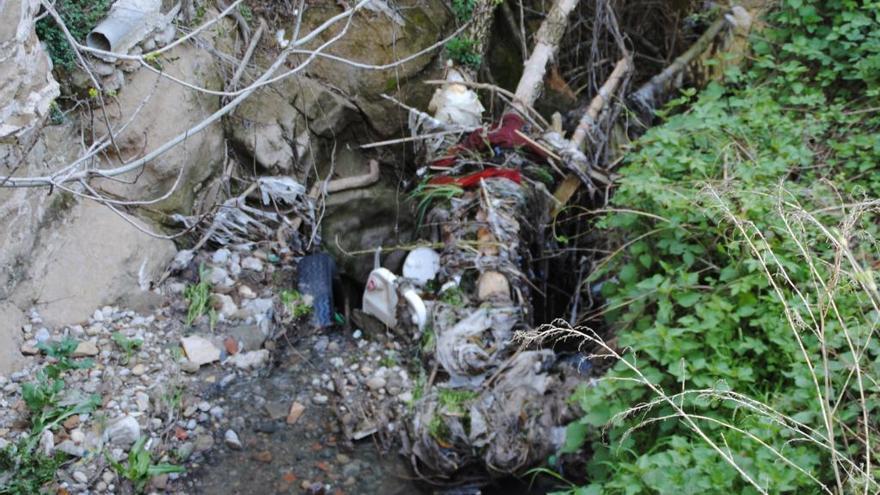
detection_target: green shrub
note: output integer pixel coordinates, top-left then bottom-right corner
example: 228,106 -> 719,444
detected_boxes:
559,1 -> 880,493
445,36 -> 482,68
35,0 -> 112,72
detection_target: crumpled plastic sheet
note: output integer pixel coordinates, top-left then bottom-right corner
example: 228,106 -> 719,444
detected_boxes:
434,306 -> 520,387
408,350 -> 579,477
173,177 -> 314,248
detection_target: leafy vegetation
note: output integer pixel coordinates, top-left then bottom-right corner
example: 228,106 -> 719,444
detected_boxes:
1,341 -> 99,494
107,437 -> 184,492
184,264 -> 215,327
280,289 -> 313,319
37,338 -> 93,379
112,332 -> 144,365
445,36 -> 482,68
35,0 -> 112,71
560,0 -> 880,493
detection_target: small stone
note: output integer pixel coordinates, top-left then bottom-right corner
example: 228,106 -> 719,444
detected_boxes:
150,473 -> 169,491
211,293 -> 238,318
20,344 -> 39,355
253,450 -> 273,463
241,257 -> 264,272
198,401 -> 211,412
181,360 -> 200,373
227,350 -> 269,370
63,415 -> 80,430
238,285 -> 257,299
212,249 -> 231,265
131,364 -> 147,376
180,336 -> 221,366
286,402 -> 306,425
209,267 -> 232,286
209,406 -> 224,419
224,429 -> 242,450
264,401 -> 288,421
366,376 -> 386,391
176,442 -> 195,460
104,416 -> 141,447
135,392 -> 150,412
38,429 -> 54,456
56,440 -> 85,457
352,329 -> 362,339
70,429 -> 86,444
35,327 -> 51,343
223,337 -> 239,355
102,471 -> 115,484
312,394 -> 328,405
72,471 -> 88,484
477,270 -> 511,301
72,341 -> 99,357
92,309 -> 105,322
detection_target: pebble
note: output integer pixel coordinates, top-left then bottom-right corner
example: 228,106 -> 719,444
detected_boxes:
72,471 -> 88,484
366,376 -> 386,391
212,248 -> 231,265
92,309 -> 105,322
312,394 -> 328,405
286,401 -> 306,425
35,327 -> 51,343
131,364 -> 147,376
224,429 -> 242,450
253,450 -> 273,463
70,429 -> 86,444
180,336 -> 221,366
241,257 -> 264,272
104,416 -> 140,446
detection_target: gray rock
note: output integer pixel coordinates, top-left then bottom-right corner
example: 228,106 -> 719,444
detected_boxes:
366,376 -> 386,391
180,336 -> 221,366
56,440 -> 86,457
209,267 -> 231,286
224,429 -> 242,450
34,327 -> 50,343
104,416 -> 141,447
212,249 -> 230,265
72,471 -> 88,483
37,429 -> 54,456
241,257 -> 264,272
0,0 -> 59,140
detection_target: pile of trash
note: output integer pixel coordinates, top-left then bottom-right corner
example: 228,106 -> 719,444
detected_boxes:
351,65 -> 587,482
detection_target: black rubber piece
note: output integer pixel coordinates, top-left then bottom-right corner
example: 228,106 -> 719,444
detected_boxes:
297,253 -> 337,327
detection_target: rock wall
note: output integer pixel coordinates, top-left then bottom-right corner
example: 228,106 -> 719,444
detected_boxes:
0,0 -> 59,142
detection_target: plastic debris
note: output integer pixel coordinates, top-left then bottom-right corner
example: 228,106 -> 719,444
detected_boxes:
363,268 -> 399,328
428,66 -> 485,128
402,247 -> 440,285
297,253 -> 337,328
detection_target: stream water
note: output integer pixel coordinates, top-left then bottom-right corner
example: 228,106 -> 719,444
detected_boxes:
187,329 -> 553,494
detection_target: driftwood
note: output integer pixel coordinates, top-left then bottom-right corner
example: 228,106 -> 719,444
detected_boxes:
552,10 -> 736,212
553,58 -> 631,212
629,14 -> 730,117
509,0 -> 579,116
